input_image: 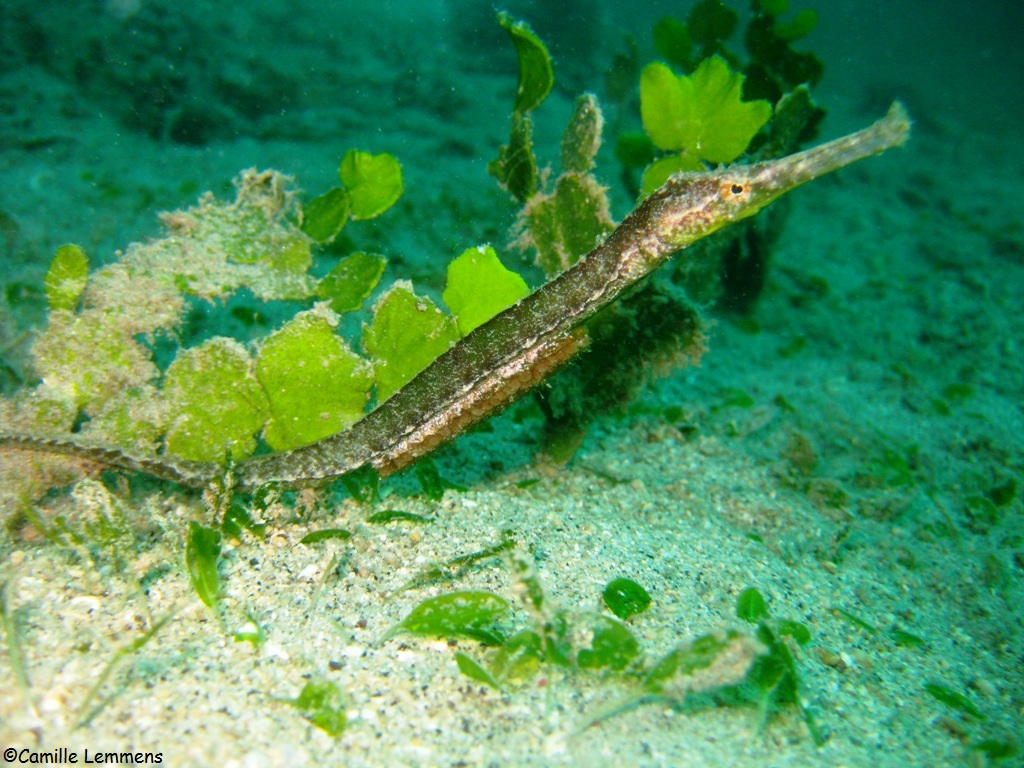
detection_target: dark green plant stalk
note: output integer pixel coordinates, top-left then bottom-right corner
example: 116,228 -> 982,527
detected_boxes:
1,104 -> 909,491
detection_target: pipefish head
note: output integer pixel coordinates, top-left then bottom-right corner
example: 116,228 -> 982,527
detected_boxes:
649,101 -> 911,251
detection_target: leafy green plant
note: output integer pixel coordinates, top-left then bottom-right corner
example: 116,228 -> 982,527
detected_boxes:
289,679 -> 348,737
298,528 -> 352,545
0,143 -> 538,501
731,587 -> 822,744
185,521 -> 221,608
384,590 -> 511,645
924,682 -> 985,721
602,577 -> 652,620
640,56 -> 771,191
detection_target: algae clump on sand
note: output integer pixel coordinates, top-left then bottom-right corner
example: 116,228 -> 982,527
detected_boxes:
0,155 -> 538,504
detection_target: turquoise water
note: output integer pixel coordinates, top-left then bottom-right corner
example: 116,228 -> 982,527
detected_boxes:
0,1 -> 1021,765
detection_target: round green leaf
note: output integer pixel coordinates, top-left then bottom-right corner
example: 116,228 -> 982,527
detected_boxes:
602,577 -> 652,620
256,307 -> 373,451
45,244 -> 89,311
163,338 -> 270,463
443,245 -> 530,335
301,187 -> 351,243
496,12 -> 553,114
363,282 -> 459,402
339,150 -> 403,220
316,251 -> 386,314
736,586 -> 768,622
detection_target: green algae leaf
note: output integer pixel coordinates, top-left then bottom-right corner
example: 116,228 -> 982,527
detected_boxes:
45,244 -> 89,312
316,251 -> 386,314
777,619 -> 812,646
497,12 -> 553,114
641,61 -> 688,153
339,150 -> 403,220
442,245 -> 530,335
222,499 -> 267,541
924,682 -> 985,720
256,307 -> 373,451
292,679 -> 347,737
526,173 -> 616,275
300,187 -> 351,243
163,338 -> 270,463
774,8 -> 818,40
489,111 -> 539,203
185,521 -> 221,608
758,0 -> 789,15
641,57 -> 771,164
299,528 -> 352,545
362,282 -> 459,402
88,385 -> 166,452
653,16 -> 693,70
561,94 -> 604,174
366,509 -> 432,524
602,578 -> 652,620
455,651 -> 502,690
34,309 -> 159,413
386,590 -> 510,641
615,131 -> 655,168
760,84 -> 822,159
688,0 -> 738,48
736,587 -> 768,622
576,615 -> 641,671
643,630 -> 750,695
490,629 -> 543,683
640,152 -> 705,196
887,628 -> 924,648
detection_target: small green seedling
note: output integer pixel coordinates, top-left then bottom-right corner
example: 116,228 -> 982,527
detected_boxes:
970,738 -> 1019,762
576,615 -> 641,671
642,629 -> 754,696
366,510 -> 432,524
832,606 -> 926,648
185,521 -> 221,608
384,590 -> 510,645
221,499 -> 267,541
290,679 -> 347,737
1,581 -> 32,712
74,611 -> 176,728
399,531 -> 516,590
887,629 -> 924,648
299,528 -> 353,545
454,652 -> 502,690
734,587 -> 821,745
413,458 -> 465,501
602,578 -> 652,620
736,586 -> 768,622
488,12 -> 553,202
232,609 -> 267,648
924,682 -> 985,721
830,606 -> 878,634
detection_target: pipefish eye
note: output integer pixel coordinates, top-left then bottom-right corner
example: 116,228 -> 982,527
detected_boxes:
721,180 -> 751,200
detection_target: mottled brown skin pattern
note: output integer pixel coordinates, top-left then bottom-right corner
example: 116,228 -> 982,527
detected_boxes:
0,104 -> 910,492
